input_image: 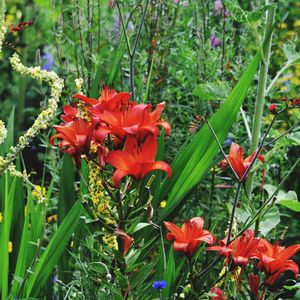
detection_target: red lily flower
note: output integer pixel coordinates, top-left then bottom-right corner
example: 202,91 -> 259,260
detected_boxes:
207,229 -> 262,266
220,143 -> 265,180
114,228 -> 134,256
164,217 -> 216,257
50,119 -> 96,161
93,102 -> 171,143
72,86 -> 133,112
248,273 -> 260,298
106,135 -> 172,187
210,287 -> 227,300
256,239 -> 300,286
61,105 -> 79,122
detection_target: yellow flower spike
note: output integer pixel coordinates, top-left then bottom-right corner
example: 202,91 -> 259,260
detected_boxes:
160,200 -> 167,208
0,212 -> 2,223
8,241 -> 13,253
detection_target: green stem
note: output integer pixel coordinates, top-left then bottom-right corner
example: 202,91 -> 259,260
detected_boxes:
246,1 -> 276,197
143,52 -> 155,103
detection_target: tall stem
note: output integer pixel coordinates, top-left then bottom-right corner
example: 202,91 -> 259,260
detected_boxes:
246,1 -> 276,197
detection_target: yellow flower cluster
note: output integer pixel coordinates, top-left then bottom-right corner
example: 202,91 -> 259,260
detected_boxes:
88,162 -> 115,225
0,120 -> 7,145
0,52 -> 64,176
6,163 -> 47,203
0,0 -> 6,58
32,185 -> 47,198
102,234 -> 118,250
76,100 -> 90,121
88,162 -> 118,250
75,78 -> 84,92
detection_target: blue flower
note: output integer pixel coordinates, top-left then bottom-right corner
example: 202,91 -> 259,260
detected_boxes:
152,280 -> 167,289
42,53 -> 54,71
224,138 -> 233,147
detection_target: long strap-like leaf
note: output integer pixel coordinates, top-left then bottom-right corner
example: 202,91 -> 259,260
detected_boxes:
25,200 -> 83,297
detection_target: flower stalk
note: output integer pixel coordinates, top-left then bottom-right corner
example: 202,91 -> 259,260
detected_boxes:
246,1 -> 276,197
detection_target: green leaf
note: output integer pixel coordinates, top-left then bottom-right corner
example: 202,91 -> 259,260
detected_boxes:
162,247 -> 175,298
0,175 -> 16,300
192,82 -> 230,101
132,222 -> 151,233
108,38 -> 125,85
274,189 -> 300,212
265,184 -> 300,212
25,201 -> 83,297
284,283 -> 300,290
259,206 -> 280,236
223,0 -> 274,23
283,44 -> 300,64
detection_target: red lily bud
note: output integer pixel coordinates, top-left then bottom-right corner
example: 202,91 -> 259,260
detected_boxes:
248,273 -> 260,297
211,287 -> 227,300
114,228 -> 134,256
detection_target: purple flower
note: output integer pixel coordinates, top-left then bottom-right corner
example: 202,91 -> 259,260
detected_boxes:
214,0 -> 223,14
210,35 -> 221,49
128,21 -> 134,32
42,53 -> 54,71
114,14 -> 120,43
174,0 -> 180,4
153,280 -> 167,289
214,0 -> 230,17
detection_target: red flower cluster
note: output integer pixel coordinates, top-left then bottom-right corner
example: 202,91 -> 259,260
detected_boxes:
51,86 -> 172,187
164,217 -> 216,257
207,229 -> 300,286
219,143 -> 264,181
268,103 -> 277,113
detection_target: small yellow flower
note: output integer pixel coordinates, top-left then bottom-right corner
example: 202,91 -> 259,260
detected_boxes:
0,212 -> 2,223
8,241 -> 13,253
293,20 -> 300,28
286,31 -> 296,39
160,200 -> 167,208
280,85 -> 289,92
47,214 -> 58,224
278,23 -> 287,29
32,185 -> 47,198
